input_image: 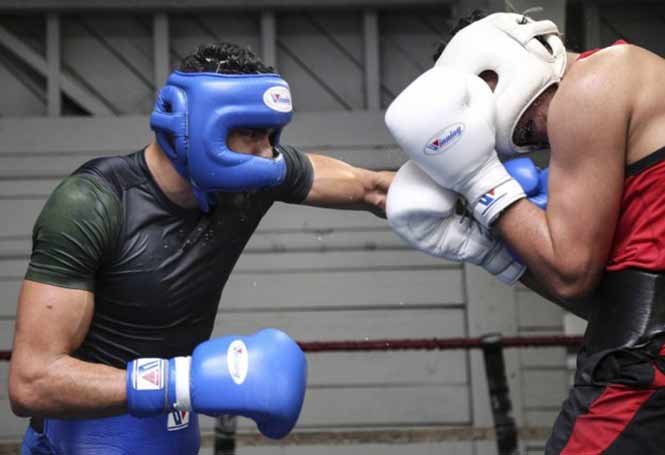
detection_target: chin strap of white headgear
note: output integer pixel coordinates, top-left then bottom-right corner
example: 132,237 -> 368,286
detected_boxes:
435,12 -> 567,157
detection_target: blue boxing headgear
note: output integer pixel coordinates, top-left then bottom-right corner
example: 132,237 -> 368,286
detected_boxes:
150,71 -> 293,212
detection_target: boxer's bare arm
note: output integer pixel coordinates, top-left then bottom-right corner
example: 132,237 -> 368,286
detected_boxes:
497,50 -> 631,300
303,154 -> 394,218
9,280 -> 126,418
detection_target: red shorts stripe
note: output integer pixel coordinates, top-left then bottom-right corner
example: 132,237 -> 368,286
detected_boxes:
561,367 -> 665,454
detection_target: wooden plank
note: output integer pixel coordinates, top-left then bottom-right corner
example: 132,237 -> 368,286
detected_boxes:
516,290 -> 563,330
363,10 -> 380,110
0,112 -> 395,153
213,307 -> 466,341
230,442 -> 473,455
0,320 -> 15,349
199,384 -> 471,428
278,12 -> 364,111
524,408 -> 561,427
46,13 -> 61,117
61,16 -> 155,115
379,9 -> 450,107
0,179 -> 61,198
260,11 -> 276,69
306,350 -> 468,386
153,13 -> 170,88
0,268 -> 463,318
0,0 -> 458,11
522,369 -> 569,409
0,259 -> 28,280
584,2 -> 601,50
0,239 -> 31,255
0,306 -> 465,346
294,384 -> 470,426
0,281 -> 21,318
258,202 -> 388,230
0,350 -> 467,400
220,269 -> 463,310
519,347 -> 566,368
463,264 -> 523,427
0,23 -> 112,115
0,401 -> 29,439
235,249 -> 454,271
0,116 -> 151,154
0,200 -> 44,238
244,229 -> 405,252
170,13 -> 261,71
0,198 -> 391,240
0,228 -> 406,256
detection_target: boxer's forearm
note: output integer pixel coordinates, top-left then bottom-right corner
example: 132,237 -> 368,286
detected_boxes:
497,199 -> 603,300
9,354 -> 126,418
304,154 -> 393,217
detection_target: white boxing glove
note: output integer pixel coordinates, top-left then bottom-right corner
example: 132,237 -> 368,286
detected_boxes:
385,65 -> 525,228
387,161 -> 525,285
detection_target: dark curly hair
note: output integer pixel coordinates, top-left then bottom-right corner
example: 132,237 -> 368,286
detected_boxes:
432,9 -> 488,62
179,42 -> 274,74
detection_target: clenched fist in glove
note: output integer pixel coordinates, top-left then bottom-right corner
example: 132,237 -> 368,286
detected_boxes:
387,161 -> 525,284
385,65 -> 525,228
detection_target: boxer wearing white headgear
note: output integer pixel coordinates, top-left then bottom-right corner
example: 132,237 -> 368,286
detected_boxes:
435,12 -> 567,156
429,10 -> 665,455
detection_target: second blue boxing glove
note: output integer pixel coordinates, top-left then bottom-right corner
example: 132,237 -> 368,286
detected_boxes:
126,328 -> 307,439
504,157 -> 548,209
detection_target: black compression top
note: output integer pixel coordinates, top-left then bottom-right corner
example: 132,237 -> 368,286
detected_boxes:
25,145 -> 313,368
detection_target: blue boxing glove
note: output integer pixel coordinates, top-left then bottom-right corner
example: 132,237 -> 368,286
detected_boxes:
126,328 -> 307,439
504,157 -> 548,209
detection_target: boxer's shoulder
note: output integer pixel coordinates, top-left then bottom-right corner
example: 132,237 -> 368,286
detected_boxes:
561,49 -> 633,95
550,50 -> 633,138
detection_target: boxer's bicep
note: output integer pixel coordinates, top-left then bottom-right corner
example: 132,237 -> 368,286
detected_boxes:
9,281 -> 93,411
9,281 -> 126,417
546,67 -> 628,284
13,280 -> 94,359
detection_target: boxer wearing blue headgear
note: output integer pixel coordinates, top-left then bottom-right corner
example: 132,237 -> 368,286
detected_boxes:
150,71 -> 293,211
12,42 -> 394,455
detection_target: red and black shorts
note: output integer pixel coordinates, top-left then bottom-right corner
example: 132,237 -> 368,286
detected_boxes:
546,336 -> 665,454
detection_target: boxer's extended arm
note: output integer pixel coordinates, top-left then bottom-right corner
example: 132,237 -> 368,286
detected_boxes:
496,52 -> 630,300
9,280 -> 126,418
303,154 -> 394,218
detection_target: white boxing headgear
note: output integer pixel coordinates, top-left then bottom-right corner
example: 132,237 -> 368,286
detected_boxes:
435,12 -> 567,156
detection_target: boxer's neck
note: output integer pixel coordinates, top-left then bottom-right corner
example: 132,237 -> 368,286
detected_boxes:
145,141 -> 199,209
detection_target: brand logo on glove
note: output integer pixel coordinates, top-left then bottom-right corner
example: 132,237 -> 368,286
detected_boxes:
167,410 -> 190,431
227,340 -> 249,385
424,123 -> 465,155
134,358 -> 164,391
263,86 -> 293,113
479,189 -> 505,211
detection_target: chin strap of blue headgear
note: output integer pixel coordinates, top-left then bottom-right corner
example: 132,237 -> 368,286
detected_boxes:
150,71 -> 293,212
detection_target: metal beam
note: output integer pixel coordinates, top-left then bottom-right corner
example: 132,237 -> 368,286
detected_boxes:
153,12 -> 170,88
260,11 -> 277,69
584,1 -> 601,49
363,10 -> 380,111
0,0 -> 456,11
46,13 -> 60,116
0,24 -> 112,115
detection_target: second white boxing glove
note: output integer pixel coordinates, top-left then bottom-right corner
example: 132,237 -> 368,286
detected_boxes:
385,65 -> 525,228
387,161 -> 524,285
